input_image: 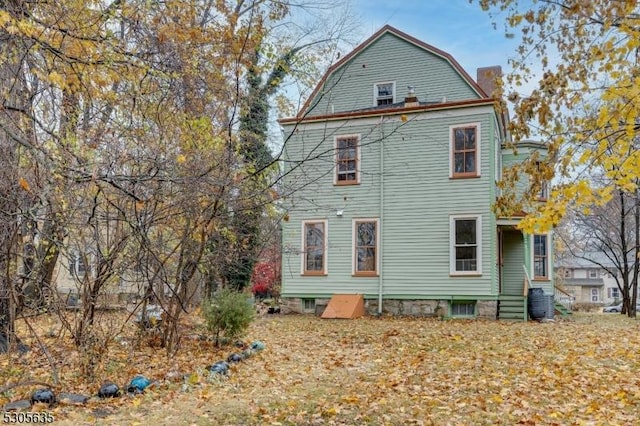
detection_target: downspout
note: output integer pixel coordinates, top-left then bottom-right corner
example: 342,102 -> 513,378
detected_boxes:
378,115 -> 385,315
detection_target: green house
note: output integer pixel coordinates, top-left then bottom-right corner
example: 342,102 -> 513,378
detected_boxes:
278,26 -> 554,320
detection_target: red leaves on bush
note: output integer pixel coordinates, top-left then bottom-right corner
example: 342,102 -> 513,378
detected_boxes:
250,262 -> 278,297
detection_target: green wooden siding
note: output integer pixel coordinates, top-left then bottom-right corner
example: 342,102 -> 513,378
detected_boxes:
281,106 -> 501,298
281,120 -> 382,296
306,32 -> 480,117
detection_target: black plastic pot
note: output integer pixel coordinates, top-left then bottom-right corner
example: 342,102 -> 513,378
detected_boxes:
31,388 -> 55,405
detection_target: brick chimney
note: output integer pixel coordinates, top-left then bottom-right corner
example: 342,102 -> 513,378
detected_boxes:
476,66 -> 502,98
404,85 -> 419,107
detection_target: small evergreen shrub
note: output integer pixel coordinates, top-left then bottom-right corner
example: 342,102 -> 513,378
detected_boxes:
202,288 -> 254,346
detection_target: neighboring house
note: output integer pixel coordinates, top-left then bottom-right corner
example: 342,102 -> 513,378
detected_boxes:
52,247 -> 146,306
555,253 -> 629,306
278,26 -> 554,320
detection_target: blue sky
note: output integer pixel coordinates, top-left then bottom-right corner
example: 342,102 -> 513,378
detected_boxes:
351,0 -> 520,80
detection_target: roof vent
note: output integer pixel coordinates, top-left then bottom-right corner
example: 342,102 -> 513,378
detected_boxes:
404,86 -> 419,107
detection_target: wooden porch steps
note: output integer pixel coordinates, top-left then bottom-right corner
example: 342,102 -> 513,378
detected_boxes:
498,295 -> 527,322
554,302 -> 572,317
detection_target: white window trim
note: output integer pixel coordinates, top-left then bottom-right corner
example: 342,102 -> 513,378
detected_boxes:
373,81 -> 396,106
69,250 -> 91,278
333,134 -> 361,185
449,123 -> 482,178
449,214 -> 482,276
531,234 -> 551,280
300,219 -> 328,275
352,218 -> 380,275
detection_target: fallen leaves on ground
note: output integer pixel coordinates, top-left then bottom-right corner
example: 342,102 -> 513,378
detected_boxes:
2,312 -> 640,425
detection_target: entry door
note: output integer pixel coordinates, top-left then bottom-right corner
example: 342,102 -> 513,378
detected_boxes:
500,230 -> 525,296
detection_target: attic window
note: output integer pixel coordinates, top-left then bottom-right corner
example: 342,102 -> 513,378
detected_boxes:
374,82 -> 395,106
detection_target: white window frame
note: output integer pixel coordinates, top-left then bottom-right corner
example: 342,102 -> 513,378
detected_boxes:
590,288 -> 599,302
449,123 -> 482,178
68,250 -> 90,278
608,287 -> 621,299
588,269 -> 598,279
373,81 -> 396,106
532,234 -> 550,280
352,218 -> 380,276
334,134 -> 361,185
301,219 -> 328,275
450,215 -> 482,275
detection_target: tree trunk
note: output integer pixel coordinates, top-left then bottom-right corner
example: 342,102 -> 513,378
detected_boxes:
631,185 -> 640,317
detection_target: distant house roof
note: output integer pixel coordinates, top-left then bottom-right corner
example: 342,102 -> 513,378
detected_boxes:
555,252 -> 618,269
561,278 -> 604,287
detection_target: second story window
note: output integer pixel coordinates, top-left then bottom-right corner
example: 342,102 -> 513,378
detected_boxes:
535,161 -> 549,200
374,82 -> 395,106
451,125 -> 480,178
335,135 -> 359,185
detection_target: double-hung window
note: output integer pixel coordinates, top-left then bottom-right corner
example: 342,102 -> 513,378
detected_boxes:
533,234 -> 549,279
335,135 -> 359,185
608,287 -> 620,299
450,215 -> 482,275
374,82 -> 395,106
450,124 -> 480,178
302,220 -> 327,275
353,219 -> 379,276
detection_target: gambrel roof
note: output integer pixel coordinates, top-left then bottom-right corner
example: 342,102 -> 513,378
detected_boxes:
294,25 -> 490,120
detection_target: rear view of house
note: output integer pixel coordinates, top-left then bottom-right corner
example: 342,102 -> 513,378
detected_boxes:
278,26 -> 554,319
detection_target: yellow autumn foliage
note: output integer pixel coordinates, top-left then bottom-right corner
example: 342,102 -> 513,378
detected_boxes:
479,0 -> 640,231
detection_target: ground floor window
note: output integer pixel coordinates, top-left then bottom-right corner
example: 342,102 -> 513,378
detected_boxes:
302,220 -> 327,275
608,287 -> 621,299
590,288 -> 599,302
533,234 -> 549,279
450,215 -> 482,275
353,219 -> 379,276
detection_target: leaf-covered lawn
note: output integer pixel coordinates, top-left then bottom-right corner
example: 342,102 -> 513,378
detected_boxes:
3,313 -> 640,425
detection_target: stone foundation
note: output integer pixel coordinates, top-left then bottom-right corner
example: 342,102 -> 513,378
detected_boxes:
280,297 -> 499,319
365,299 -> 445,317
477,300 -> 498,320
